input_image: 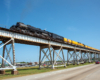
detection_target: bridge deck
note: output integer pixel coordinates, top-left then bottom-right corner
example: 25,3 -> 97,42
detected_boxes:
0,27 -> 99,53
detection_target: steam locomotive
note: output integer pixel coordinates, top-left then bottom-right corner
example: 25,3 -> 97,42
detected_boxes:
10,22 -> 64,42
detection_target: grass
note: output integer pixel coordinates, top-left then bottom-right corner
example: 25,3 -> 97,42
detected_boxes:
0,62 -> 94,80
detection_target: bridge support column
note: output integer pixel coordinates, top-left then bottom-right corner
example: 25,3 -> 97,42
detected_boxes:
67,50 -> 69,66
98,54 -> 99,60
80,52 -> 83,64
49,45 -> 54,69
76,50 -> 81,65
73,48 -> 76,65
39,46 -> 41,69
11,70 -> 18,75
91,53 -> 93,62
83,52 -> 85,63
12,38 -> 16,66
39,46 -> 52,69
2,45 -> 6,68
62,48 -> 66,67
90,53 -> 92,63
96,53 -> 97,61
81,52 -> 84,64
52,46 -> 66,69
99,54 -> 100,61
67,50 -> 76,65
1,38 -> 16,67
96,54 -> 97,60
39,45 -> 66,69
0,70 -> 5,75
94,53 -> 96,61
93,53 -> 95,62
83,52 -> 88,63
96,54 -> 98,60
88,52 -> 91,63
97,54 -> 98,60
0,38 -> 17,74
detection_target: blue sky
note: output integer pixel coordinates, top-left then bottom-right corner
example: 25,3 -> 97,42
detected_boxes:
0,0 -> 100,62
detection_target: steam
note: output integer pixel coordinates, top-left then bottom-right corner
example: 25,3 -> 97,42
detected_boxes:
20,0 -> 34,21
4,0 -> 11,28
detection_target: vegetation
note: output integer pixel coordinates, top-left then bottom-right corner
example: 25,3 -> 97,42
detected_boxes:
0,62 -> 94,80
16,62 -> 27,63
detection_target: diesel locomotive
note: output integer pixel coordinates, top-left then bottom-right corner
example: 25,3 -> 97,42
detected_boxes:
10,22 -> 100,51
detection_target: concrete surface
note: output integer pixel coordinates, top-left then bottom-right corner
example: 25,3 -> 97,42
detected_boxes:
4,64 -> 100,80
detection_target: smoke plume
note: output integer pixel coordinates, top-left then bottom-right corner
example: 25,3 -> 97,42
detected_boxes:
20,0 -> 34,21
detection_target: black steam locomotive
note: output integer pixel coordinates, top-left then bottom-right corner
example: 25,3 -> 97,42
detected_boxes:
10,22 -> 64,42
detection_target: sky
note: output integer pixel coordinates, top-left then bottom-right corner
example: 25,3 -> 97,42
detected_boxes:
0,0 -> 100,63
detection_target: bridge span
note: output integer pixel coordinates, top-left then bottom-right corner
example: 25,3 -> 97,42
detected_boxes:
0,27 -> 100,74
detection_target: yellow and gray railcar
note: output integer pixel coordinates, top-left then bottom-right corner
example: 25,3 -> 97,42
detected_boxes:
64,38 -> 72,44
63,38 -> 99,51
71,40 -> 78,45
64,38 -> 84,47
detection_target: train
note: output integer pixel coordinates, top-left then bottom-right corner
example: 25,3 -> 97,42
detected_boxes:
10,22 -> 100,51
